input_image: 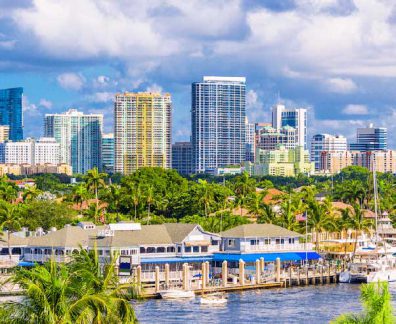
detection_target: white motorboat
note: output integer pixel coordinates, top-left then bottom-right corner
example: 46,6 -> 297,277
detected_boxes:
200,292 -> 227,305
159,289 -> 195,300
339,263 -> 370,283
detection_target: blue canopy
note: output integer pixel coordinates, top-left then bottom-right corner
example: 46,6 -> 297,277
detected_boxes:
18,261 -> 36,267
140,256 -> 213,264
213,252 -> 321,263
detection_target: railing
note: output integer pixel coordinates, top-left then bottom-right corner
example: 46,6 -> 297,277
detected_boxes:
23,253 -> 70,263
139,270 -> 202,283
241,243 -> 313,252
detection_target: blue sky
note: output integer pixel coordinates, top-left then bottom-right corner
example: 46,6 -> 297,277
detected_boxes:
1,0 -> 396,146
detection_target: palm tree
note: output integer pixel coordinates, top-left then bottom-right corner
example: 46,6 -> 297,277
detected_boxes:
145,185 -> 154,224
234,172 -> 256,216
130,184 -> 141,221
85,167 -> 107,219
0,181 -> 18,203
307,199 -> 337,251
333,282 -> 394,324
22,185 -> 42,202
257,203 -> 277,224
0,257 -> 138,323
0,202 -> 21,260
276,199 -> 300,232
108,184 -> 122,220
72,183 -> 88,212
198,179 -> 213,217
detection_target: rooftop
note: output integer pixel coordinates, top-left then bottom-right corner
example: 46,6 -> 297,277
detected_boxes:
221,224 -> 302,238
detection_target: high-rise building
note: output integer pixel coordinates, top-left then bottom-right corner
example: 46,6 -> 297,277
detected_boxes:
192,76 -> 246,173
0,87 -> 23,141
44,109 -> 103,174
256,125 -> 297,151
0,125 -> 9,143
248,145 -> 314,177
310,134 -> 347,171
349,124 -> 387,151
102,133 -> 114,174
114,92 -> 172,174
245,117 -> 255,162
172,142 -> 193,175
272,104 -> 307,149
0,137 -> 60,165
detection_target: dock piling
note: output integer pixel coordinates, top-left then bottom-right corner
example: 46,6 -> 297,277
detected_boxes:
222,261 -> 228,287
255,259 -> 261,284
275,258 -> 281,283
239,259 -> 245,286
164,263 -> 170,288
155,266 -> 160,292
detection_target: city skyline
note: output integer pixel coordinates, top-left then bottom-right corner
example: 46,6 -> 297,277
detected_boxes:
0,1 -> 395,147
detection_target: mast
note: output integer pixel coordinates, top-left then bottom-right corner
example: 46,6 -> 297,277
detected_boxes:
373,165 -> 378,242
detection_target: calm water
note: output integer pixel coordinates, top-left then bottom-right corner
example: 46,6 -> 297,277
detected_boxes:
134,284 -> 396,324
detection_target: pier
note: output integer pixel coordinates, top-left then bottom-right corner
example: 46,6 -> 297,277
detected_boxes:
135,257 -> 340,298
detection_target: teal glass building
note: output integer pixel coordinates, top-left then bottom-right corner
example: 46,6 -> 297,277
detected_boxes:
0,87 -> 23,141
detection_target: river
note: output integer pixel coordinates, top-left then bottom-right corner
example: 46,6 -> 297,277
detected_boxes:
133,284 -> 396,323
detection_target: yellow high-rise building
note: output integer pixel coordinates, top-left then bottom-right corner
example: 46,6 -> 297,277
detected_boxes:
114,92 -> 172,174
0,125 -> 9,143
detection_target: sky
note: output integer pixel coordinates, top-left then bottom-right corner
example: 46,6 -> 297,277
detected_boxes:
1,0 -> 396,147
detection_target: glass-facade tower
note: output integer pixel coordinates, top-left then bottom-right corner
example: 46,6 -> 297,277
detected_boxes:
0,87 -> 23,140
192,76 -> 246,173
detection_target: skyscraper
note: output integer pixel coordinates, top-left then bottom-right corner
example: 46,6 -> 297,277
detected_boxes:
172,142 -> 193,175
272,104 -> 307,149
192,76 -> 246,173
0,87 -> 23,140
349,124 -> 387,151
245,117 -> 255,162
102,133 -> 114,174
44,109 -> 103,174
114,92 -> 172,174
310,134 -> 347,171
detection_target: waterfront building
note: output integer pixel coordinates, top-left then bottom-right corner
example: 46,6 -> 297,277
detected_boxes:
256,125 -> 297,151
310,134 -> 347,171
172,141 -> 193,175
192,76 -> 246,173
114,92 -> 172,174
44,109 -> 103,174
272,104 -> 307,149
349,124 -> 387,151
0,125 -> 9,143
245,117 -> 255,162
0,87 -> 23,141
248,145 -> 314,177
102,133 -> 114,174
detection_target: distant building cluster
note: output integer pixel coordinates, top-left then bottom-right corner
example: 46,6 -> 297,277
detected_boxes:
0,81 -> 393,177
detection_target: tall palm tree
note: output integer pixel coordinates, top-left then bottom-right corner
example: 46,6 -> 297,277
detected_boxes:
85,167 -> 107,220
22,185 -> 42,202
0,181 -> 18,203
276,199 -> 300,232
0,202 -> 21,260
234,172 -> 256,216
145,185 -> 154,224
257,203 -> 277,224
307,199 -> 337,251
72,183 -> 88,212
130,184 -> 141,221
108,184 -> 122,220
198,179 -> 213,217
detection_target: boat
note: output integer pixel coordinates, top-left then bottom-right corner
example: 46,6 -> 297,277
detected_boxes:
200,292 -> 227,305
159,289 -> 195,299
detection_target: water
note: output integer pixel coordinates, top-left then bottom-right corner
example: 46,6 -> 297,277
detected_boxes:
133,284 -> 396,324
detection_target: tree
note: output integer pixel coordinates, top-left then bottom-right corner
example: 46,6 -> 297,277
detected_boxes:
307,199 -> 337,251
144,185 -> 154,224
257,203 -> 277,224
22,185 -> 42,202
72,183 -> 88,212
130,184 -> 141,221
85,168 -> 107,222
275,199 -> 300,232
0,202 -> 21,260
0,179 -> 18,203
233,172 -> 256,216
197,179 -> 214,217
0,254 -> 138,323
333,282 -> 394,324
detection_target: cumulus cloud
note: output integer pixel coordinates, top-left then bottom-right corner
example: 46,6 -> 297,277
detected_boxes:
22,97 -> 52,116
146,83 -> 163,94
342,104 -> 369,115
57,73 -> 85,91
87,92 -> 114,103
39,98 -> 52,109
325,78 -> 358,94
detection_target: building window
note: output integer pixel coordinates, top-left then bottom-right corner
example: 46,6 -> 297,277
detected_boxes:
250,239 -> 259,246
228,239 -> 235,247
201,246 -> 208,253
140,247 -> 146,254
193,246 -> 199,253
177,246 -> 181,253
264,239 -> 271,245
289,238 -> 295,244
157,247 -> 165,253
185,246 -> 191,253
167,246 -> 175,253
147,247 -> 156,253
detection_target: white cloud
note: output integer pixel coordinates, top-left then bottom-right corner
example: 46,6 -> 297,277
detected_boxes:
146,83 -> 163,94
325,78 -> 358,94
87,92 -> 114,103
22,96 -> 52,116
57,73 -> 85,91
39,98 -> 52,109
342,104 -> 369,115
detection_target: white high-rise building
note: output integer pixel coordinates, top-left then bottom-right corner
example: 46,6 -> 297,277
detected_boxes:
310,134 -> 347,171
272,104 -> 307,149
245,117 -> 255,162
114,92 -> 172,174
0,137 -> 60,165
192,76 -> 246,173
44,109 -> 103,174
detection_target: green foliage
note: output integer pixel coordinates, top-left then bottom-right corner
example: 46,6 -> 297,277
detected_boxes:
332,282 -> 394,324
18,201 -> 77,230
0,250 -> 138,323
180,213 -> 250,233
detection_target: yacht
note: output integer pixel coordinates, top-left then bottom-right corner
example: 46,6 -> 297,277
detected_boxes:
200,292 -> 227,305
159,289 -> 195,299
